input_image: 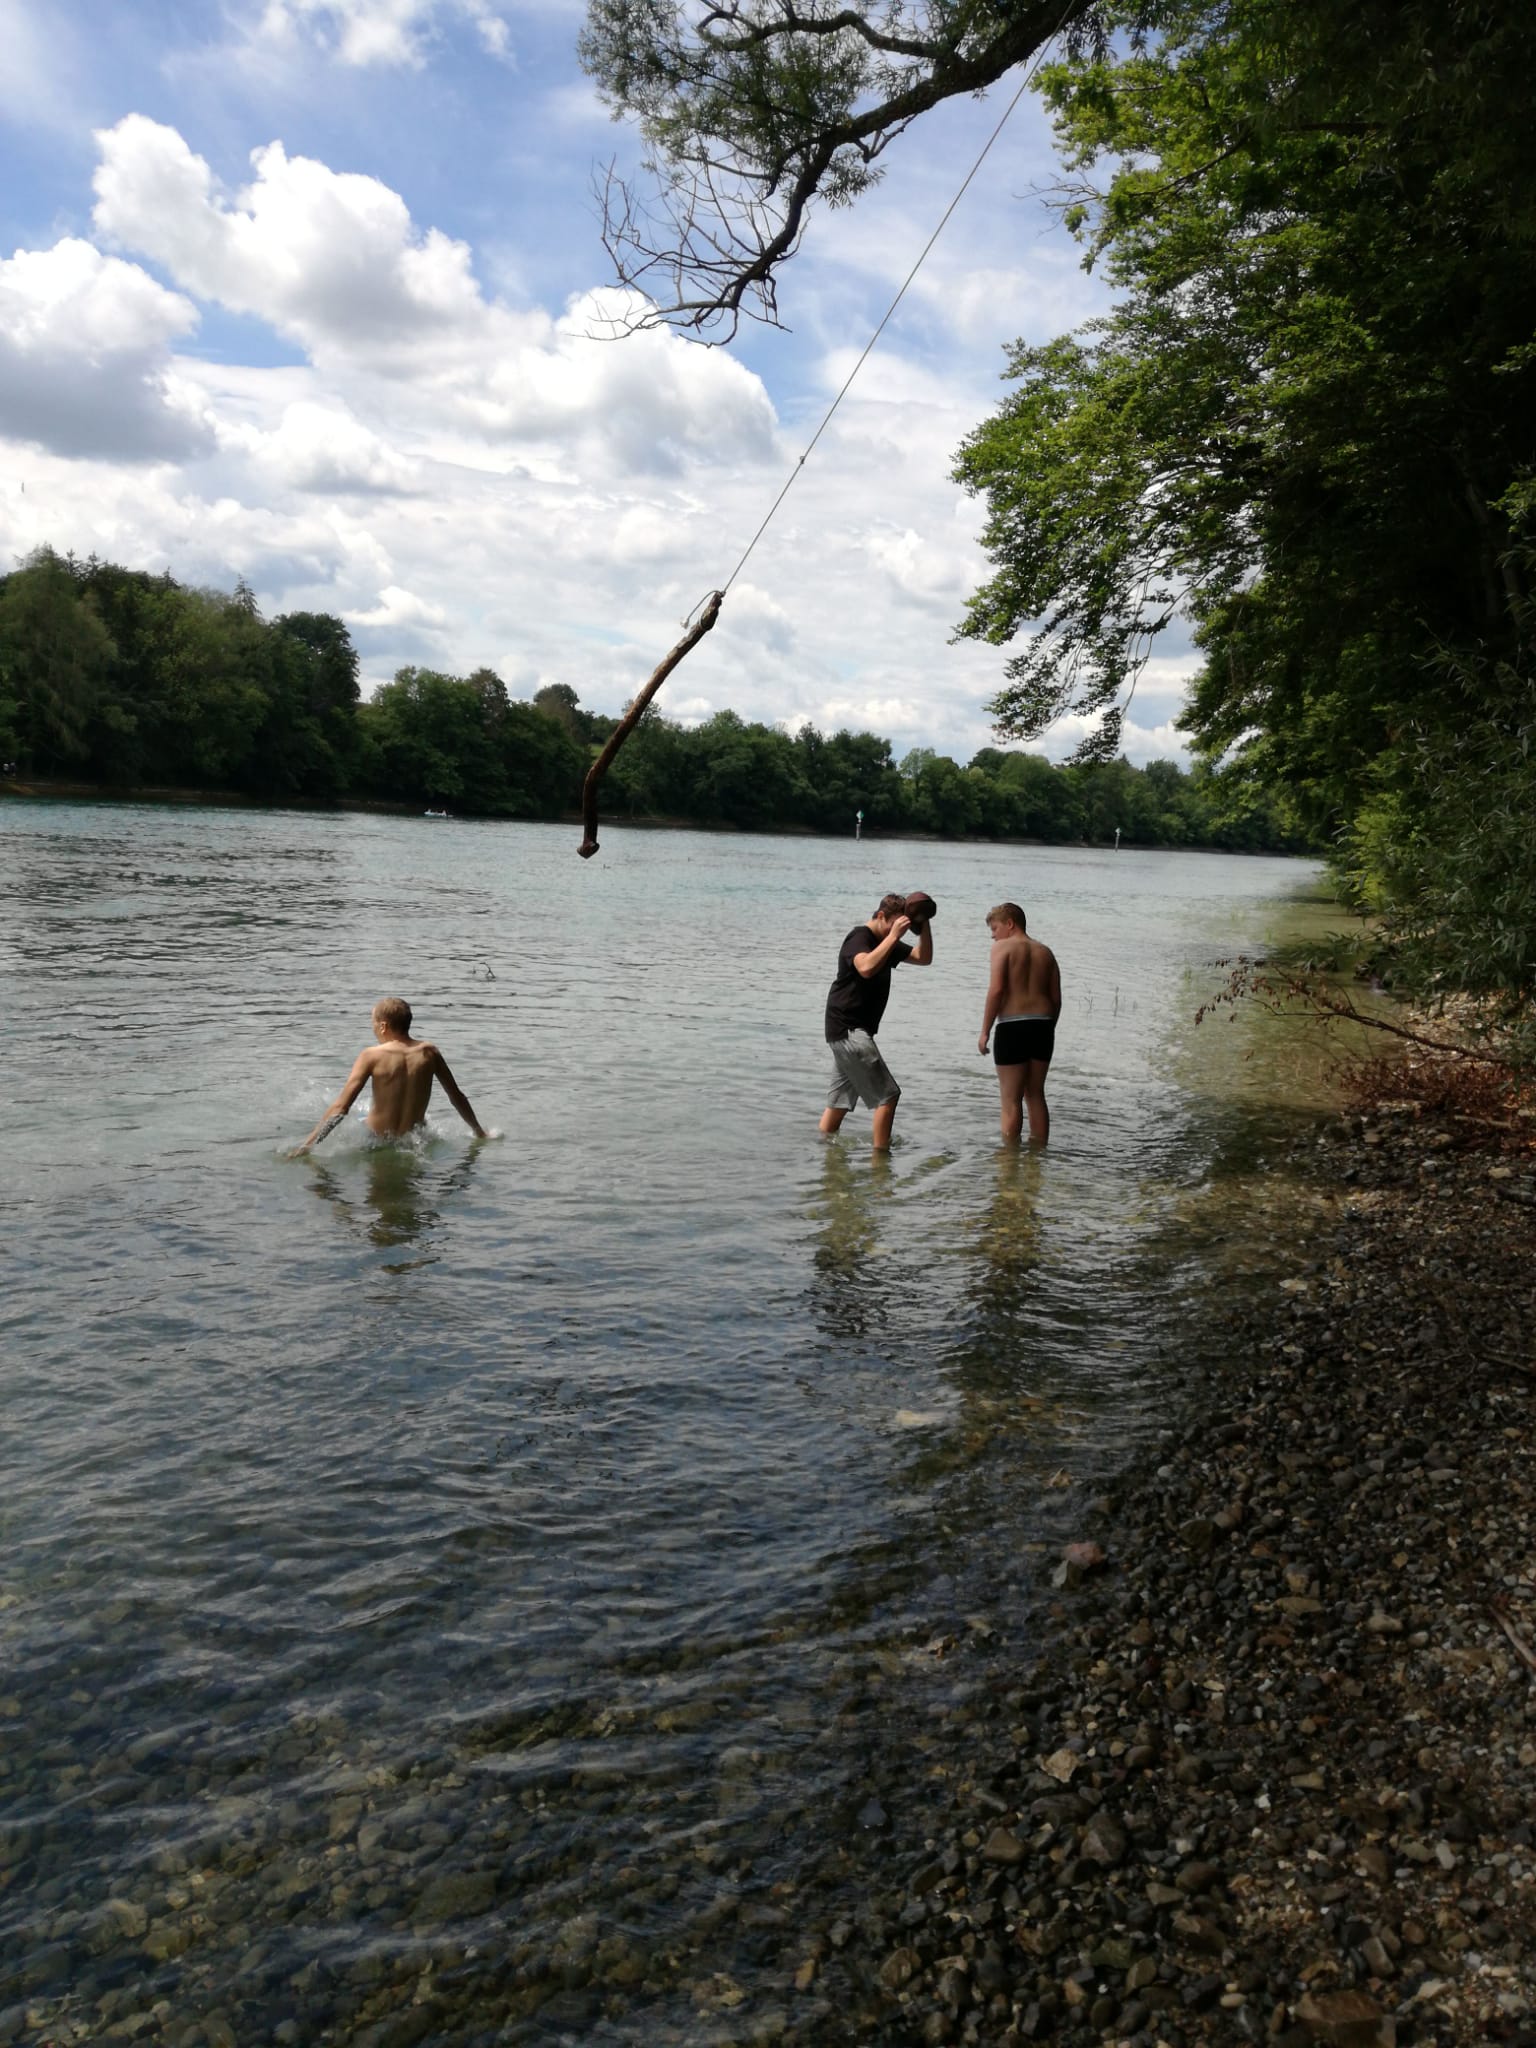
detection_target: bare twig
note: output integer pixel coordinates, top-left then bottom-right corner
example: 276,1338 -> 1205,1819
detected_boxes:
1195,958 -> 1515,1069
1491,1598 -> 1536,1679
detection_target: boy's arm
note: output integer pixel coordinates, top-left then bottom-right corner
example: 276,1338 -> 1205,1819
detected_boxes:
908,915 -> 934,967
1048,951 -> 1063,1022
433,1051 -> 488,1138
978,947 -> 1006,1053
291,1050 -> 373,1156
852,916 -> 911,976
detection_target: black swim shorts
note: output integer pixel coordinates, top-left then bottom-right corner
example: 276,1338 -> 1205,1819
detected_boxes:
993,1017 -> 1055,1065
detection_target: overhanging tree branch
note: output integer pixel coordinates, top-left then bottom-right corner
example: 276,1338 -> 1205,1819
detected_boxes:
580,0 -> 1112,333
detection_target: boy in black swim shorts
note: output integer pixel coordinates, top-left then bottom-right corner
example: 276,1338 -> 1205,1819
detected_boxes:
978,902 -> 1061,1144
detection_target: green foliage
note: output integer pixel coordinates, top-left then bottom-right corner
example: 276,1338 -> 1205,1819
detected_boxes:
356,667 -> 585,815
0,548 -> 115,769
1338,642 -> 1536,1055
591,705 -> 1307,848
954,0 -> 1536,823
948,0 -> 1536,1024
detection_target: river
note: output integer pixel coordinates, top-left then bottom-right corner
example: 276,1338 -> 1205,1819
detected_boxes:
1,801 -> 1332,2044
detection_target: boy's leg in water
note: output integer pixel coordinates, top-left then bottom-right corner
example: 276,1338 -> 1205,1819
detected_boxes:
871,1099 -> 898,1150
1022,1059 -> 1051,1145
995,1063 -> 1026,1144
819,1106 -> 849,1136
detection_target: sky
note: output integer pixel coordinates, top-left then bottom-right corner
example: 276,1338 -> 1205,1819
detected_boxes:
0,0 -> 1198,764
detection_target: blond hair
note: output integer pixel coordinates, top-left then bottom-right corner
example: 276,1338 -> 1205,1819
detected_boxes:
986,903 -> 1027,931
372,996 -> 413,1032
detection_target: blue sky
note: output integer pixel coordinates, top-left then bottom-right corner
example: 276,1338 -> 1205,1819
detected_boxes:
0,0 -> 1197,762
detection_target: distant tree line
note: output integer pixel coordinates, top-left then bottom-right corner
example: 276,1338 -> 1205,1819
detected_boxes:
0,548 -> 1310,850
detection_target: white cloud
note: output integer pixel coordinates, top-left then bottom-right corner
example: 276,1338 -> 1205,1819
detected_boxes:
89,122 -> 778,477
246,401 -> 421,493
1046,711 -> 1193,765
817,694 -> 927,735
0,238 -> 211,460
92,118 -> 490,362
254,0 -> 511,68
346,583 -> 447,629
718,580 -> 795,655
863,524 -> 973,605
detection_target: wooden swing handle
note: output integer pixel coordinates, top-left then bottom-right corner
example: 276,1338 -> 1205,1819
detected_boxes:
578,591 -> 724,858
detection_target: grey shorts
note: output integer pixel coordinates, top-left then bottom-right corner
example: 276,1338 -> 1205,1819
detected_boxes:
826,1030 -> 901,1112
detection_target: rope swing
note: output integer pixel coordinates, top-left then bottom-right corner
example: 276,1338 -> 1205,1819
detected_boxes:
575,33 -> 1064,857
578,589 -> 723,857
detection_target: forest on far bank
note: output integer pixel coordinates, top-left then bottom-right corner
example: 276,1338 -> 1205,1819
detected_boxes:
0,548 -> 1309,852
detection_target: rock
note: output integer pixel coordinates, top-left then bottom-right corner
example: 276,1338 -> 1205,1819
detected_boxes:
980,1827 -> 1026,1865
1175,1861 -> 1222,1895
1080,1811 -> 1127,1867
415,1867 -> 497,1922
879,1947 -> 922,1991
935,1965 -> 969,2010
142,1920 -> 192,1962
1295,1987 -> 1393,2044
1172,1912 -> 1225,1954
1040,1749 -> 1079,1783
104,1898 -> 148,1939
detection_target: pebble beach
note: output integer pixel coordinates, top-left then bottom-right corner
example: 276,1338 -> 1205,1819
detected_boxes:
807,1086 -> 1536,2048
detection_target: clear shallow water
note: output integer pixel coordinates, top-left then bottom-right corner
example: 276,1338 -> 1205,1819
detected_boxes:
1,803 -> 1326,2043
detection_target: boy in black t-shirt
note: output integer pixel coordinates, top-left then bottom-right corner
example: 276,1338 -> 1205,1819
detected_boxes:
818,892 -> 935,1150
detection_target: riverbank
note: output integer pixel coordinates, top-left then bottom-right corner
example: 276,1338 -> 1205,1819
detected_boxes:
818,1077 -> 1536,2046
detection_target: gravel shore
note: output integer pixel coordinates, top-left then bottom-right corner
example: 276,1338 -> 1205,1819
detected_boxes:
819,1091 -> 1536,2048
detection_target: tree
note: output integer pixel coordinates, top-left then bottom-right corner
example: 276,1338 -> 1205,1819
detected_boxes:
953,0 -> 1536,829
533,681 -> 583,735
579,0 -> 1121,332
900,746 -> 979,833
793,725 -> 906,830
0,548 -> 115,771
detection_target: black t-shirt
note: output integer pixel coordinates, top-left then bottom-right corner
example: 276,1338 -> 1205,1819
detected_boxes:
824,925 -> 912,1042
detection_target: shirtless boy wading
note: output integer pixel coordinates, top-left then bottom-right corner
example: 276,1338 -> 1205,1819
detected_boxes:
978,903 -> 1061,1144
291,998 -> 487,1155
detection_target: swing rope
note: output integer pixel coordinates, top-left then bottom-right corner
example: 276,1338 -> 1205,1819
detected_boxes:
579,10 -> 1074,856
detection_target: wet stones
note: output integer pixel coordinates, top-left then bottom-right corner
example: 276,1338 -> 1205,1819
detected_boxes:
806,1101 -> 1536,2046
979,1827 -> 1025,1866
1079,1810 -> 1127,1867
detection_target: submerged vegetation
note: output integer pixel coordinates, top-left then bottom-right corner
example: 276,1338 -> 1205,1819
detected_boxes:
0,548 -> 1303,851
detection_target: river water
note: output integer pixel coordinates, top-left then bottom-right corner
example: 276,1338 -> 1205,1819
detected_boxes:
1,802 -> 1331,2044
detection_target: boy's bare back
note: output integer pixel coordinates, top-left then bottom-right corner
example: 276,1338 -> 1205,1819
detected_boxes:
359,1037 -> 447,1137
992,932 -> 1059,1015
290,999 -> 487,1155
